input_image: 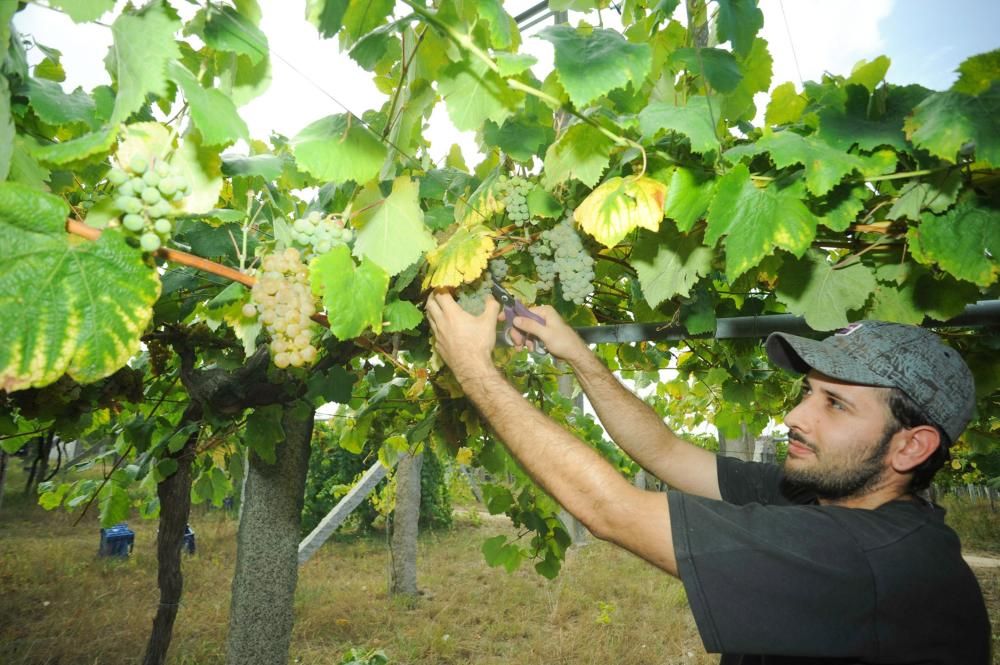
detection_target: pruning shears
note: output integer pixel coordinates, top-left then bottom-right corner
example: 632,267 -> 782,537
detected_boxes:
491,279 -> 548,355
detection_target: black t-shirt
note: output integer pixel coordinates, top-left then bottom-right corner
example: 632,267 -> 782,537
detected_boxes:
668,456 -> 991,664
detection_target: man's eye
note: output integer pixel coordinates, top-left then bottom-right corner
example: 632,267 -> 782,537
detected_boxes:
828,398 -> 845,411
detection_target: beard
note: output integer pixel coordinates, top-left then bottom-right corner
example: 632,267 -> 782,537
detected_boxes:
783,425 -> 896,502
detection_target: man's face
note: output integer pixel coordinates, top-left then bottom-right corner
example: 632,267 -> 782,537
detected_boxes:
782,370 -> 899,501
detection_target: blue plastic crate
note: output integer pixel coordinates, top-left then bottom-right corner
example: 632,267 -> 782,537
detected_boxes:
98,523 -> 134,557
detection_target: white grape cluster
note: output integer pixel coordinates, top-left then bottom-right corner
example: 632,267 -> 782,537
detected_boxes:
290,210 -> 354,260
530,219 -> 595,305
496,174 -> 531,226
489,258 -> 508,281
456,277 -> 493,316
109,156 -> 190,253
247,248 -> 319,369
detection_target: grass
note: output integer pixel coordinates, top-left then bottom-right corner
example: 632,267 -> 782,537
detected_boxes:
2,464 -> 999,664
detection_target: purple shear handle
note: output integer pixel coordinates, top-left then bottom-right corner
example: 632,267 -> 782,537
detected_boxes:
491,279 -> 547,355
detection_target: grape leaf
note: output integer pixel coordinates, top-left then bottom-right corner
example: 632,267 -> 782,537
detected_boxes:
574,175 -> 666,248
310,245 -> 389,340
670,47 -> 742,93
639,96 -> 720,155
291,114 -> 387,184
541,123 -> 615,190
847,56 -> 891,92
168,61 -> 248,147
98,483 -> 131,528
26,79 -> 97,128
383,299 -> 423,332
724,130 -> 867,196
720,37 -> 772,123
886,171 -> 962,221
305,0 -> 348,39
423,224 -> 495,289
775,251 -> 876,331
8,137 -> 50,189
952,49 -> 1000,95
31,126 -> 118,166
48,0 -> 115,23
904,82 -> 1000,167
815,183 -> 867,232
664,167 -> 715,231
202,5 -> 268,65
538,25 -> 651,108
476,0 -> 515,49
0,183 -> 161,392
631,222 -> 714,307
353,176 -> 436,276
109,3 -> 181,124
245,405 -> 284,465
0,77 -> 11,181
908,199 -> 1000,287
818,84 -> 932,152
221,154 -> 284,180
170,133 -> 224,215
496,52 -> 537,77
706,165 -> 816,282
715,0 -> 763,57
231,52 -> 272,107
765,81 -> 807,126
483,118 -> 552,163
341,0 -> 393,42
437,59 -> 520,132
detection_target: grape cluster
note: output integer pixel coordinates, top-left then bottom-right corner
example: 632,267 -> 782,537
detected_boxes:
489,258 -> 508,282
530,219 -> 595,305
290,210 -> 354,260
456,276 -> 493,316
147,339 -> 170,376
496,174 -> 531,226
109,156 -> 190,253
247,248 -> 319,369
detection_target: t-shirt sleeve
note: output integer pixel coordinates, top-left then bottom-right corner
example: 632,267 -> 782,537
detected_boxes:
668,492 -> 879,658
715,455 -> 786,505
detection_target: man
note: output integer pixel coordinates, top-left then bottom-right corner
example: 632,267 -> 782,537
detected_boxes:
425,291 -> 991,664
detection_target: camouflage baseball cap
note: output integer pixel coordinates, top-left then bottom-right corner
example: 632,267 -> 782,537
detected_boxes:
765,321 -> 975,442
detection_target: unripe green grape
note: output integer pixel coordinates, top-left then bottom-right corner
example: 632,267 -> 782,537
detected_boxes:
157,177 -> 177,196
294,218 -> 310,233
242,303 -> 257,318
153,218 -> 172,235
342,229 -> 354,243
155,161 -> 170,177
123,214 -> 145,232
149,201 -> 173,218
141,187 -> 162,204
108,168 -> 128,186
142,171 -> 160,187
129,156 -> 148,174
118,197 -> 143,214
139,232 -> 161,252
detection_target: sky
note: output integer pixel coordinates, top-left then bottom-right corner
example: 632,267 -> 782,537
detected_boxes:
15,1 -> 1000,166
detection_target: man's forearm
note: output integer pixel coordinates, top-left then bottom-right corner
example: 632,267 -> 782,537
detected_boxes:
455,364 -> 677,575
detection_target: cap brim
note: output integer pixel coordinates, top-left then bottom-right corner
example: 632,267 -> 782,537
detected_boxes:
765,332 -> 894,387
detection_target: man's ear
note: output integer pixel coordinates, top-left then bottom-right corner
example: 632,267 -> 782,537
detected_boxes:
890,425 -> 941,473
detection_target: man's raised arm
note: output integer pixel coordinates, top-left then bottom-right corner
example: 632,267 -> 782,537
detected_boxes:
510,307 -> 721,500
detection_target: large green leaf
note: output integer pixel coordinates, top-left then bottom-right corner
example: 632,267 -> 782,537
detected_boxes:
720,37 -> 772,123
775,251 -> 876,331
538,25 -> 651,108
639,97 -> 720,155
663,167 -> 715,231
383,299 -> 423,332
670,47 -> 742,93
353,176 -> 436,276
437,59 -> 520,132
904,82 -> 1000,167
765,81 -> 807,126
49,0 -> 115,23
0,183 -> 161,392
31,126 -> 118,166
817,84 -> 931,152
202,5 -> 268,65
908,199 -> 1000,287
168,61 -> 248,147
541,123 -> 615,190
25,79 -> 97,128
291,114 -> 387,184
631,223 -> 714,307
109,3 -> 181,124
715,0 -> 763,57
952,49 -> 1000,95
245,405 -> 285,465
724,130 -> 866,196
310,245 -> 389,340
847,56 -> 891,92
705,165 -> 816,282
305,0 -> 349,39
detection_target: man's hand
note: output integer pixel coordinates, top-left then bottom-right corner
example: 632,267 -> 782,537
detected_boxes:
426,290 -> 501,381
506,305 -> 588,362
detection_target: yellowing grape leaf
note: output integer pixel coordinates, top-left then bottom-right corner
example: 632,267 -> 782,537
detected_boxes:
541,123 -> 615,190
765,81 -> 807,126
310,245 -> 389,340
353,176 -> 436,276
706,164 -> 816,282
0,183 -> 160,392
454,172 -> 505,226
574,175 -> 667,248
423,224 -> 495,289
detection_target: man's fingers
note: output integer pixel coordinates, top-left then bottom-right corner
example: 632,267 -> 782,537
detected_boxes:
482,294 -> 501,320
512,314 -> 545,337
